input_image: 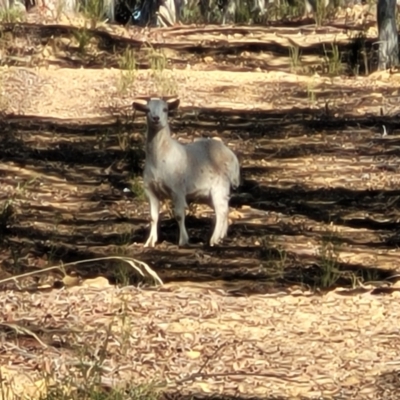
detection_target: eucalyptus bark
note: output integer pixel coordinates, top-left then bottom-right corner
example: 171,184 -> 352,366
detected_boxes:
377,0 -> 399,70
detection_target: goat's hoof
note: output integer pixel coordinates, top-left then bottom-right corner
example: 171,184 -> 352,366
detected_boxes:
209,237 -> 224,247
209,238 -> 218,247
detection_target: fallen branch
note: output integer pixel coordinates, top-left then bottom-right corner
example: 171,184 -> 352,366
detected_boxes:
0,256 -> 163,288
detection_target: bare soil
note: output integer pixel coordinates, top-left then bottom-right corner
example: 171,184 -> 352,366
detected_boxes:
1,8 -> 400,399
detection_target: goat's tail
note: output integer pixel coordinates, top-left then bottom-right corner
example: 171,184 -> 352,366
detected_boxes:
229,154 -> 241,190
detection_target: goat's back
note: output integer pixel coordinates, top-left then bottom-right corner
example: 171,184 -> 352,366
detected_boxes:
185,138 -> 240,189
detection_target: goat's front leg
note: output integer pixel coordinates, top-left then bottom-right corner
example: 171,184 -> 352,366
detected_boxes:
172,194 -> 189,247
144,189 -> 160,248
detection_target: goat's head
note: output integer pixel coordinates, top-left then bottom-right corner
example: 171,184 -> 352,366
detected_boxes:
133,97 -> 180,129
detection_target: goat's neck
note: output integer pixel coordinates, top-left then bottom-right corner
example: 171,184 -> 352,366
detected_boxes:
146,125 -> 174,162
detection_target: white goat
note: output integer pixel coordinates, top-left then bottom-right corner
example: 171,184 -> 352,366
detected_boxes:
133,97 -> 240,248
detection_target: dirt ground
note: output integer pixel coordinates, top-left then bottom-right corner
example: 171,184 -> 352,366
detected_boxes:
1,7 -> 400,399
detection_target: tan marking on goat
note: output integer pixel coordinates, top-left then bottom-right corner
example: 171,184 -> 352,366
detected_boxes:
146,136 -> 174,164
206,140 -> 235,175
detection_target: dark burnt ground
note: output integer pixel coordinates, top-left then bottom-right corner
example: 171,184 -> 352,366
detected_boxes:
0,108 -> 399,291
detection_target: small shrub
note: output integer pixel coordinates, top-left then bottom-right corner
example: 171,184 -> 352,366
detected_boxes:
130,176 -> 146,202
117,47 -> 137,94
72,26 -> 93,54
260,236 -> 288,281
317,229 -> 342,288
81,0 -> 106,26
145,44 -> 178,97
314,0 -> 328,26
323,42 -> 342,75
0,6 -> 25,23
114,260 -> 133,286
289,45 -> 302,73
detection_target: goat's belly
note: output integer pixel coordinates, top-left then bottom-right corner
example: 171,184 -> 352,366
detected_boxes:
147,181 -> 172,200
186,190 -> 212,206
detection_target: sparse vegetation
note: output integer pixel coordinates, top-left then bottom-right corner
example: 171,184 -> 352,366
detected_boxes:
0,6 -> 25,23
0,179 -> 34,243
306,78 -> 317,105
116,130 -> 130,151
80,0 -> 107,27
314,0 -> 329,26
322,42 -> 343,75
113,260 -> 135,286
260,236 -> 288,281
289,45 -> 302,73
181,0 -> 203,23
234,0 -> 252,23
146,44 -> 178,97
24,328 -> 162,400
117,47 -> 138,94
72,26 -> 93,54
0,4 -> 398,399
130,175 -> 146,202
317,228 -> 342,288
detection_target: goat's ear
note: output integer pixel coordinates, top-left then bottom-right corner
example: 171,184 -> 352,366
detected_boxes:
132,99 -> 149,112
166,98 -> 180,111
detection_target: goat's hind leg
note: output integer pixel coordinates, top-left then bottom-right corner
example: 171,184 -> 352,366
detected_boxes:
144,189 -> 160,248
172,194 -> 190,247
210,185 -> 230,246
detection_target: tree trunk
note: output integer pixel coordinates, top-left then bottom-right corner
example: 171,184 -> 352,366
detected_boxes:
377,0 -> 399,70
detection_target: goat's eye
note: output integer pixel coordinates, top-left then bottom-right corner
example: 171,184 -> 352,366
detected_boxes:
163,108 -> 168,113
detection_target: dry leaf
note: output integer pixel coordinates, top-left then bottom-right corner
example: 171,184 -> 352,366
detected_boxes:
185,351 -> 201,359
195,382 -> 212,393
81,276 -> 110,288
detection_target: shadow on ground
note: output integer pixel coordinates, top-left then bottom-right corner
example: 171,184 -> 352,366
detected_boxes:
0,111 -> 399,291
0,21 -> 379,74
375,369 -> 400,400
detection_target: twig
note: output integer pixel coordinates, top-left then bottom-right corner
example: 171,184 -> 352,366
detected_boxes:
174,371 -> 302,385
0,256 -> 163,287
197,342 -> 229,375
0,323 -> 49,348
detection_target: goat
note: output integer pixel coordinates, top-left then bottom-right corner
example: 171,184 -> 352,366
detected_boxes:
132,97 -> 240,248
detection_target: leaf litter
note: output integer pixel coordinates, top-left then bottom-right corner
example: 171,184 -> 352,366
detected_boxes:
1,14 -> 400,400
1,285 -> 400,398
